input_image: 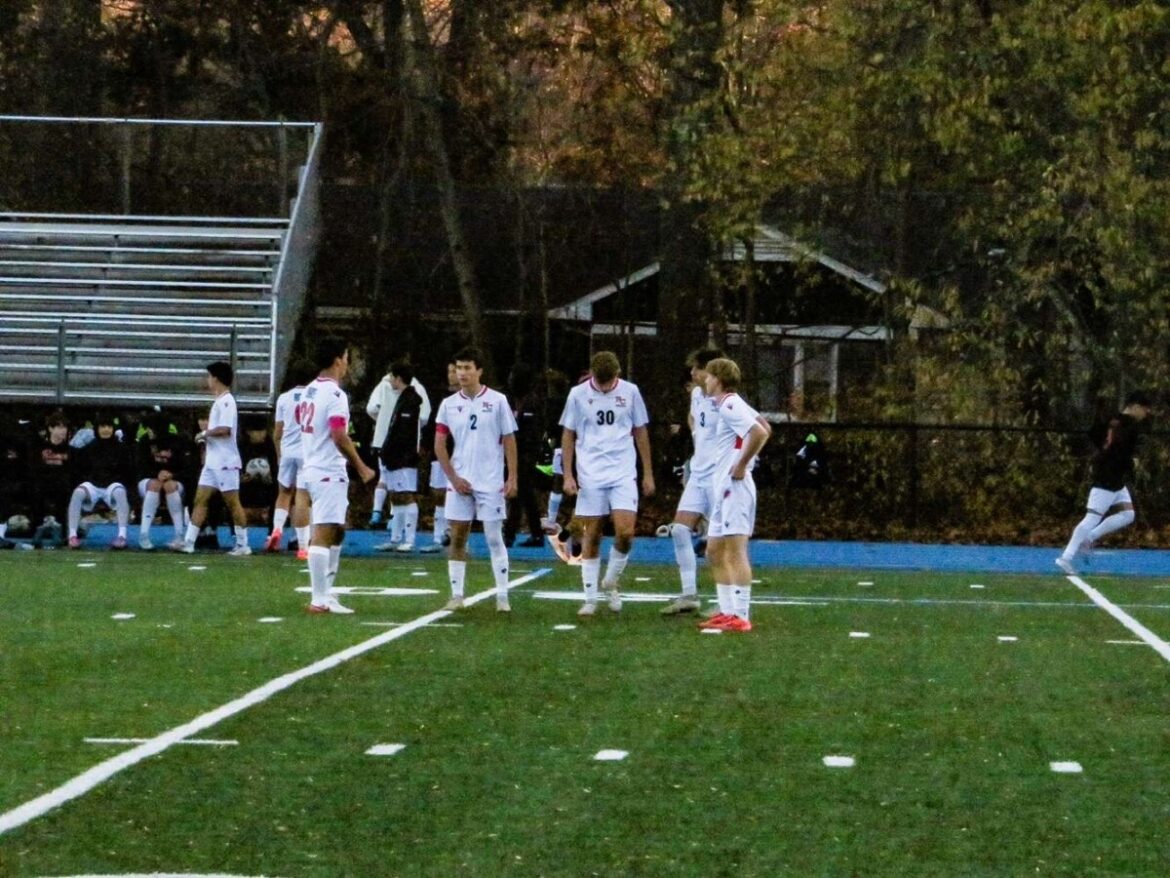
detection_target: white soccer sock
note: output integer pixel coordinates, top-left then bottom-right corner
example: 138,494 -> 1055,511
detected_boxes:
373,487 -> 388,516
308,545 -> 330,605
234,525 -> 248,548
165,491 -> 185,540
448,559 -> 466,598
1090,510 -> 1135,543
272,507 -> 289,532
433,507 -> 447,543
402,502 -> 419,545
732,584 -> 751,620
327,545 -> 341,589
603,547 -> 629,586
716,584 -> 734,615
110,488 -> 129,538
1062,513 -> 1100,560
582,558 -> 601,602
184,521 -> 200,546
140,491 -> 160,534
547,492 -> 563,522
484,519 -> 510,595
295,526 -> 310,549
67,488 -> 85,537
389,504 -> 405,542
0,523 -> 6,539
671,524 -> 697,595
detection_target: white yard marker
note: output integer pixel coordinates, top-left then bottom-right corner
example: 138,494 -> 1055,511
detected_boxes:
970,584 -> 985,590
77,562 -> 97,568
188,565 -> 207,572
366,743 -> 407,757
0,569 -> 551,837
111,613 -> 136,621
849,631 -> 870,639
700,628 -> 723,635
997,636 -> 1018,642
594,749 -> 629,761
359,621 -> 463,629
1063,574 -> 1170,664
635,576 -> 652,582
1050,761 -> 1083,774
257,617 -> 283,624
823,755 -> 855,768
553,624 -> 577,631
411,571 -> 428,577
1106,639 -> 1147,646
294,586 -> 438,597
85,737 -> 237,747
857,581 -> 874,587
751,579 -> 762,584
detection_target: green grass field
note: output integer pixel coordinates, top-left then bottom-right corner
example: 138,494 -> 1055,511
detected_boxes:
2,550 -> 1169,876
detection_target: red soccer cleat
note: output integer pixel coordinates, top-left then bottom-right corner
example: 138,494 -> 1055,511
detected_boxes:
296,548 -> 309,561
264,529 -> 283,553
710,615 -> 753,633
699,613 -> 732,629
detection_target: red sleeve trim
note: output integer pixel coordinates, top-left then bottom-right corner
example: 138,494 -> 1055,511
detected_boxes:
328,416 -> 348,432
435,424 -> 451,435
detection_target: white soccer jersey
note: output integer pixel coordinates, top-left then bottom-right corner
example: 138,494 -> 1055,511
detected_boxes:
299,376 -> 351,481
688,384 -> 722,485
712,392 -> 764,477
274,386 -> 306,458
205,391 -> 241,470
435,386 -> 517,491
559,377 -> 650,488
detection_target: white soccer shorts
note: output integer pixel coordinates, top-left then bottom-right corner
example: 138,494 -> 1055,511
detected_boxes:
429,460 -> 449,491
79,481 -> 127,510
308,479 -> 349,526
379,464 -> 418,493
278,455 -> 306,491
707,475 -> 757,539
137,478 -> 185,499
676,478 -> 715,518
1086,486 -> 1133,515
575,481 -> 639,518
444,487 -> 507,523
197,465 -> 241,494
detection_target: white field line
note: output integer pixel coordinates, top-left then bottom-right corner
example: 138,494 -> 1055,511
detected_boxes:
85,737 -> 238,747
0,568 -> 551,836
1065,574 -> 1170,664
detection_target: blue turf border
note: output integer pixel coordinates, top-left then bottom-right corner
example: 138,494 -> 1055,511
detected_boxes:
63,523 -> 1170,577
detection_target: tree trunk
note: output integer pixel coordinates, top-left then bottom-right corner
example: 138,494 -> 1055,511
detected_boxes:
402,0 -> 493,376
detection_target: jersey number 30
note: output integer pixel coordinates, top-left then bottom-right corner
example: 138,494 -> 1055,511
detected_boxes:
596,410 -> 615,426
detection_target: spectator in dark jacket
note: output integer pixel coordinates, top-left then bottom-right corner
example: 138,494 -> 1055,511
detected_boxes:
67,413 -> 134,549
35,411 -> 76,528
377,359 -> 424,552
136,414 -> 192,550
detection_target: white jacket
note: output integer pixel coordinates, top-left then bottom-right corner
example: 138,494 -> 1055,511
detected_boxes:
367,375 -> 432,449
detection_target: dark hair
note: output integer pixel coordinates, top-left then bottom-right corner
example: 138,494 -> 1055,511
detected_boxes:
95,411 -> 117,428
687,347 -> 725,369
46,410 -> 69,429
390,358 -> 414,385
206,361 -> 234,388
1125,390 -> 1153,408
590,350 -> 621,384
453,347 -> 484,369
314,337 -> 348,372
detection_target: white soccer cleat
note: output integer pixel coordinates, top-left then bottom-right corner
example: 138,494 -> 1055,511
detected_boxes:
308,597 -> 354,615
604,582 -> 622,612
177,543 -> 195,554
496,597 -> 512,613
138,533 -> 153,551
167,537 -> 186,551
660,596 -> 701,615
1055,556 -> 1076,575
577,601 -> 597,617
375,541 -> 398,552
443,596 -> 465,611
228,545 -> 252,557
392,542 -> 415,553
540,517 -> 560,535
419,543 -> 443,554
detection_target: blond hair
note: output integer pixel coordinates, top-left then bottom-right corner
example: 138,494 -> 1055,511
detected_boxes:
704,357 -> 741,392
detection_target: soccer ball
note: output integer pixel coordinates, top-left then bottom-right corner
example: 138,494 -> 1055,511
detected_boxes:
244,457 -> 272,482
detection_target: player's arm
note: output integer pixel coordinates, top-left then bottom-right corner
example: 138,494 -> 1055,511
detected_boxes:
731,417 -> 772,480
633,425 -> 655,496
561,428 -> 578,495
272,419 -> 284,465
330,418 -> 375,484
502,433 -> 518,498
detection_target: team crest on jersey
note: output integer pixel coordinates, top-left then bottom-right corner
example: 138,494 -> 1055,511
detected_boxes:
615,396 -> 627,408
306,386 -> 318,399
481,401 -> 493,412
457,406 -> 464,413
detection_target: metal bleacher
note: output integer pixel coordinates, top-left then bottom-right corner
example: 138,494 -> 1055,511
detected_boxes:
0,118 -> 324,408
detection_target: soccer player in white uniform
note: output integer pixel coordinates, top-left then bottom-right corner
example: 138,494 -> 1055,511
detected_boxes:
698,358 -> 772,633
181,362 -> 252,555
661,348 -> 724,615
301,339 -> 377,614
560,350 -> 654,616
433,348 -> 518,612
420,359 -> 459,553
265,374 -> 311,558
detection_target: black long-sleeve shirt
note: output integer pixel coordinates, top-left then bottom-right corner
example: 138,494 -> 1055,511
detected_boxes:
1090,412 -> 1146,491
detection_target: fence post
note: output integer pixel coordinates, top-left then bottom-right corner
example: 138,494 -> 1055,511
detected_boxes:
56,321 -> 66,404
908,424 -> 920,528
229,325 -> 239,379
120,124 -> 133,215
277,123 -> 289,215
